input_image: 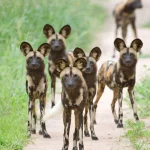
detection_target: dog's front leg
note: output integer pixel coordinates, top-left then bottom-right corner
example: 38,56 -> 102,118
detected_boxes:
88,88 -> 98,140
121,25 -> 127,41
73,110 -> 80,150
128,86 -> 139,122
27,97 -> 34,137
74,109 -> 84,150
89,102 -> 98,140
117,88 -> 123,128
39,96 -> 51,138
111,89 -> 119,124
79,111 -> 84,150
131,19 -> 137,39
49,71 -> 56,108
84,103 -> 90,137
62,108 -> 71,150
31,100 -> 36,134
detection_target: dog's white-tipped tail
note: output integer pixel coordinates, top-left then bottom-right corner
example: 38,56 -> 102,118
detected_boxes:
43,100 -> 64,122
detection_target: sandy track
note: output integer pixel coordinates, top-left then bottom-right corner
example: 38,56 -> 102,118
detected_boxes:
24,0 -> 150,149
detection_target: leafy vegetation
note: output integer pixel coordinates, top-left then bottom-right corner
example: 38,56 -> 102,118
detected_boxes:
125,71 -> 150,150
125,121 -> 150,150
0,0 -> 106,149
134,76 -> 150,118
139,54 -> 150,59
143,22 -> 150,28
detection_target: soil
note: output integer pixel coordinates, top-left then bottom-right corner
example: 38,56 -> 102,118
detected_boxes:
24,0 -> 150,149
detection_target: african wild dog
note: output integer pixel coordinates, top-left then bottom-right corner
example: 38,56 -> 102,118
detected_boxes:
43,24 -> 74,107
93,38 -> 143,127
20,42 -> 51,138
73,47 -> 101,140
112,0 -> 143,57
43,58 -> 88,150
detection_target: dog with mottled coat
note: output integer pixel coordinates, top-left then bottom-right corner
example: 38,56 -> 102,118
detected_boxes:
43,24 -> 74,107
93,38 -> 143,128
56,58 -> 88,150
43,58 -> 88,150
73,47 -> 101,140
113,0 -> 143,57
20,42 -> 51,138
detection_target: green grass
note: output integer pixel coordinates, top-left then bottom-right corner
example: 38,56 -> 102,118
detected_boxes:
139,54 -> 150,59
143,22 -> 150,28
124,73 -> 150,149
125,66 -> 150,118
0,0 -> 106,149
124,121 -> 150,150
134,75 -> 150,118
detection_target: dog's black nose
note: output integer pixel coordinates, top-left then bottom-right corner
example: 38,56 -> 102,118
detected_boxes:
86,67 -> 90,70
54,45 -> 59,48
126,60 -> 131,64
68,80 -> 74,88
68,83 -> 73,87
31,63 -> 36,66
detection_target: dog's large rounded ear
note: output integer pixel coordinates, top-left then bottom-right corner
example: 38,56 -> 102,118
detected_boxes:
89,47 -> 102,61
20,42 -> 33,56
73,58 -> 87,71
59,25 -> 71,39
73,47 -> 86,58
114,38 -> 126,51
43,24 -> 55,38
55,59 -> 69,73
130,39 -> 143,52
37,43 -> 51,57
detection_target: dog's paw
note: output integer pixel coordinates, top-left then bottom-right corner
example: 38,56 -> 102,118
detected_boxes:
31,129 -> 36,134
117,123 -> 123,128
92,136 -> 98,140
84,131 -> 90,137
114,119 -> 118,124
43,132 -> 51,138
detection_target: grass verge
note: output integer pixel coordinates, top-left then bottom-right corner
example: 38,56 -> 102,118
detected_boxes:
143,22 -> 150,28
124,71 -> 150,150
139,54 -> 150,59
0,0 -> 106,149
124,121 -> 150,150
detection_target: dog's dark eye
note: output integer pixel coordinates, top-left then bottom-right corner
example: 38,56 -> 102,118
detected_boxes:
65,74 -> 69,77
37,57 -> 41,60
37,57 -> 41,61
74,74 -> 78,78
29,56 -> 33,60
59,39 -> 63,43
90,61 -> 94,65
122,54 -> 126,57
130,53 -> 134,57
51,39 -> 55,42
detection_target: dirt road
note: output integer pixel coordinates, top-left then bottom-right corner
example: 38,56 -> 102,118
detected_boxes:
24,0 -> 150,149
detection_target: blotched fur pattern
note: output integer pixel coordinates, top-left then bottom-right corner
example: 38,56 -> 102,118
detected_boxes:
43,24 -> 74,107
93,38 -> 143,128
113,0 -> 142,57
55,58 -> 88,150
73,47 -> 101,140
20,42 -> 51,138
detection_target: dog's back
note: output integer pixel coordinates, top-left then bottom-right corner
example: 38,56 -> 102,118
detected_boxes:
98,60 -> 117,90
